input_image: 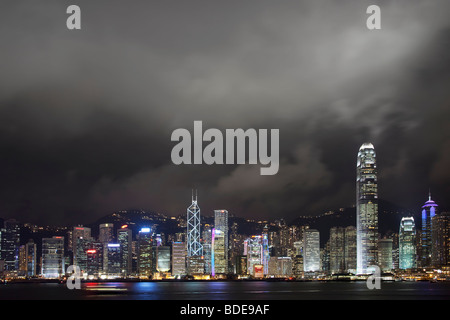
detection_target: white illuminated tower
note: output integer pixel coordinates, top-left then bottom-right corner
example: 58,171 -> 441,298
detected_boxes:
356,143 -> 379,274
187,190 -> 203,257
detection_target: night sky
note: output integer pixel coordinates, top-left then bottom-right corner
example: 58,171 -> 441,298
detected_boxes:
0,0 -> 449,226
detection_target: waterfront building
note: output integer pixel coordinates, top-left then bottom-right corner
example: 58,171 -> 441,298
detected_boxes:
86,245 -> 102,278
156,246 -> 171,273
432,212 -> 450,267
329,227 -> 345,273
187,255 -> 205,276
202,224 -> 213,274
25,239 -> 37,277
137,227 -> 153,278
42,236 -> 65,278
303,229 -> 320,272
105,243 -> 121,277
117,225 -> 132,276
1,219 -> 20,271
245,235 -> 270,277
292,255 -> 303,277
378,238 -> 393,272
172,241 -> 187,277
72,226 -> 91,269
356,143 -> 379,274
212,228 -> 226,275
187,191 -> 202,257
236,255 -> 247,276
399,217 -> 417,270
214,210 -> 229,274
344,226 -> 357,273
421,192 -> 438,267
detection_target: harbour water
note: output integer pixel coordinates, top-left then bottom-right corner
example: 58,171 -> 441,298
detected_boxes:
1,280 -> 450,300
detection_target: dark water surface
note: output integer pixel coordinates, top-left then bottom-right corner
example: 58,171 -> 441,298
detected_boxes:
1,281 -> 450,300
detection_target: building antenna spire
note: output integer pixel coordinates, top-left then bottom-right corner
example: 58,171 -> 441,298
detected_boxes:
429,188 -> 431,201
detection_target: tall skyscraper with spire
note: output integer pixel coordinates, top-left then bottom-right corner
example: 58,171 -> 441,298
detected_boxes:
187,190 -> 203,257
421,190 -> 438,267
356,142 -> 379,274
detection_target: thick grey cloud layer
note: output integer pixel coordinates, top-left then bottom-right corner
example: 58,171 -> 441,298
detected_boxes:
0,0 -> 449,225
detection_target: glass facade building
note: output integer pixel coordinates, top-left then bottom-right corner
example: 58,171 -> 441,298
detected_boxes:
117,226 -> 132,276
156,246 -> 171,273
137,228 -> 153,278
172,241 -> 187,276
42,236 -> 65,278
399,216 -> 416,269
421,193 -> 438,267
303,229 -> 320,272
378,238 -> 393,272
106,243 -> 121,277
356,143 -> 378,274
1,219 -> 20,271
99,223 -> 114,244
329,227 -> 345,273
431,212 -> 450,268
214,210 -> 229,274
187,191 -> 202,257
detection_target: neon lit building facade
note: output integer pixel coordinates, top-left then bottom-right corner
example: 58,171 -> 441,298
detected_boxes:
245,235 -> 270,277
421,193 -> 438,267
356,143 -> 378,274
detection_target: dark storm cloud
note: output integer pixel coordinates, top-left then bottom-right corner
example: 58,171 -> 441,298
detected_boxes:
0,0 -> 449,225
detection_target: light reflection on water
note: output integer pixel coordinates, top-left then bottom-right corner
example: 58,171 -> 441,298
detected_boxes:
1,281 -> 450,300
78,281 -> 450,300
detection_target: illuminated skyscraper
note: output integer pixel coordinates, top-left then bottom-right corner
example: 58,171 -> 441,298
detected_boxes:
303,229 -> 320,272
156,246 -> 171,273
432,212 -> 450,268
42,236 -> 65,278
1,219 -> 20,271
214,210 -> 229,274
356,143 -> 378,274
421,192 -> 438,267
378,238 -> 393,272
399,216 -> 416,269
117,225 -> 132,276
72,226 -> 91,268
344,226 -> 357,274
19,239 -> 37,277
329,227 -> 345,273
86,246 -> 102,278
246,236 -> 263,276
99,223 -> 114,244
212,228 -> 226,275
187,190 -> 202,257
137,227 -> 153,278
172,242 -> 187,276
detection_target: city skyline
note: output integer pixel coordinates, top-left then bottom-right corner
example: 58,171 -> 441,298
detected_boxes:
0,1 -> 449,227
4,183 -> 449,281
2,142 -> 450,283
